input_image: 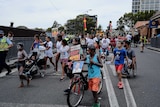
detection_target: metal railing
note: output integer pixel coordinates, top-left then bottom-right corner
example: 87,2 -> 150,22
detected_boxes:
6,37 -> 55,61
151,37 -> 160,48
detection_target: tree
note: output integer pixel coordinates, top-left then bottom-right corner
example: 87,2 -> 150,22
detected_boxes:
52,21 -> 61,28
46,27 -> 52,32
97,25 -> 102,32
117,11 -> 156,32
58,26 -> 65,32
65,14 -> 97,34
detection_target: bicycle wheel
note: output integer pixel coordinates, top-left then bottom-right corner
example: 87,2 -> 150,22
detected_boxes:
67,81 -> 85,107
97,70 -> 103,94
132,62 -> 137,77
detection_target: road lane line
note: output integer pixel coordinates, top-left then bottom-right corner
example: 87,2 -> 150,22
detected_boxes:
109,65 -> 117,76
123,79 -> 137,107
103,64 -> 120,107
0,68 -> 17,78
0,102 -> 88,107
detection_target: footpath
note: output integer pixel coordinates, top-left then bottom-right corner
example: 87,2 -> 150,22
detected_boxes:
146,45 -> 160,52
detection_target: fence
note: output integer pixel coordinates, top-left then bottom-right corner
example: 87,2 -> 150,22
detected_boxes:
6,37 -> 55,61
151,37 -> 160,48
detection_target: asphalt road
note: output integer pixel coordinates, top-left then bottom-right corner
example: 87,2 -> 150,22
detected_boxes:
0,47 -> 160,107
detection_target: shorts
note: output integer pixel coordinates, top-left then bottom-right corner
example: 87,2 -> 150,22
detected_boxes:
60,58 -> 68,64
88,78 -> 100,92
115,64 -> 123,73
45,51 -> 54,58
17,61 -> 25,70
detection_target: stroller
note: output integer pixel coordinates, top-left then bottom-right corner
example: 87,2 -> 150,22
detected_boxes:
23,46 -> 46,79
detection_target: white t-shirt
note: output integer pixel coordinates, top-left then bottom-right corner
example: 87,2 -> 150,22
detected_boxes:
60,45 -> 70,59
93,37 -> 98,43
126,34 -> 132,41
56,41 -> 62,53
45,41 -> 54,58
101,38 -> 110,48
87,38 -> 94,46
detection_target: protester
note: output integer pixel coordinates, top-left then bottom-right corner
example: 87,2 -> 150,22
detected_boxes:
64,37 -> 84,93
30,34 -> 43,50
126,33 -> 132,41
111,41 -> 129,89
42,36 -> 55,71
59,39 -> 70,81
123,41 -> 136,75
110,36 -> 116,52
85,45 -> 103,107
54,35 -> 62,75
80,34 -> 87,54
0,30 -> 13,75
140,35 -> 147,52
86,34 -> 94,46
7,31 -> 14,41
16,43 -> 28,88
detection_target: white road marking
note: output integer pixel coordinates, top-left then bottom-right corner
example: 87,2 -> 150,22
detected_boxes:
0,68 -> 17,77
109,65 -> 117,76
108,63 -> 137,107
123,79 -> 137,107
0,102 -> 88,107
103,64 -> 120,107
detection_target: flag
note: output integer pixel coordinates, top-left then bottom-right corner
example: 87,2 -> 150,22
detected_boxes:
83,17 -> 87,31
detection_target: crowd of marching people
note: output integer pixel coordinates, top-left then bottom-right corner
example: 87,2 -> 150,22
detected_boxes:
0,29 -> 148,107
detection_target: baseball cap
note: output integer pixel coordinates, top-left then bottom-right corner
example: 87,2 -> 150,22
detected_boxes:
0,30 -> 4,34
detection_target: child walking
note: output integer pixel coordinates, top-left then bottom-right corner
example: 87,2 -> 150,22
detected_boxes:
86,45 -> 103,107
111,41 -> 128,89
17,43 -> 28,88
59,39 -> 70,80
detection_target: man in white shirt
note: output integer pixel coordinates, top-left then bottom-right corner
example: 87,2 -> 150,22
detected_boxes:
87,35 -> 94,46
101,35 -> 110,49
126,33 -> 132,41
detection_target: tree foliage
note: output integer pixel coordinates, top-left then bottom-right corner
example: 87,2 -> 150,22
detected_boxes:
65,14 -> 97,34
52,21 -> 61,28
117,11 -> 156,31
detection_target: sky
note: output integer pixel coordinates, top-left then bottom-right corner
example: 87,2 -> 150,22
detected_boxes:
0,0 -> 132,30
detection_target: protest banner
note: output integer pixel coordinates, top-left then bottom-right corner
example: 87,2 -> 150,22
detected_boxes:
69,44 -> 81,60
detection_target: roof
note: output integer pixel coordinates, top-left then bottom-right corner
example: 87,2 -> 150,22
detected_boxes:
134,21 -> 149,29
150,11 -> 160,20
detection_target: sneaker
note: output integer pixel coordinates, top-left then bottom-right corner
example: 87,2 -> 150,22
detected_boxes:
27,79 -> 30,86
18,83 -> 24,88
118,82 -> 123,89
117,82 -> 121,87
92,102 -> 100,107
6,71 -> 11,75
53,72 -> 61,76
64,88 -> 70,93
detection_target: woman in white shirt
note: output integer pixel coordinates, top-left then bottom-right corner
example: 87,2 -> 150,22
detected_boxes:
43,36 -> 55,70
87,35 -> 94,46
55,35 -> 62,74
59,39 -> 70,80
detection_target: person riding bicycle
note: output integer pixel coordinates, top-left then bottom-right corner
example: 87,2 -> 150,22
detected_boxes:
85,44 -> 103,107
123,40 -> 136,75
63,37 -> 83,93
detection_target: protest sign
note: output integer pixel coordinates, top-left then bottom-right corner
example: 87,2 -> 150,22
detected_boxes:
69,45 -> 81,60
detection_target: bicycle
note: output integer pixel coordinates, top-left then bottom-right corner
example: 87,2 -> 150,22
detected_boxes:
67,62 -> 103,107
